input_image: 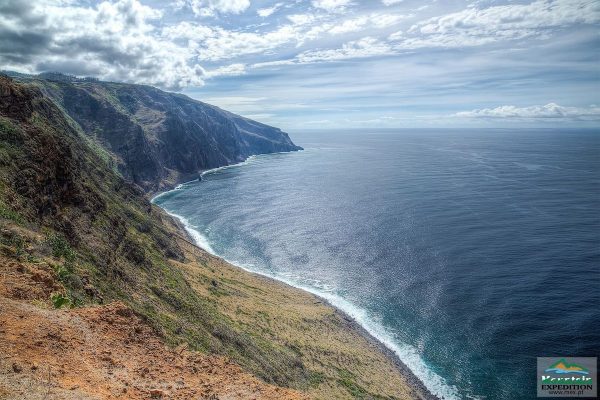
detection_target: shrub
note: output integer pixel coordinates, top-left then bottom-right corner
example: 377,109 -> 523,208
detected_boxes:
51,293 -> 71,309
53,263 -> 71,281
46,233 -> 76,263
0,200 -> 24,224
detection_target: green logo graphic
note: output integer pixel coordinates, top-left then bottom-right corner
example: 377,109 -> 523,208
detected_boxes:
537,357 -> 597,398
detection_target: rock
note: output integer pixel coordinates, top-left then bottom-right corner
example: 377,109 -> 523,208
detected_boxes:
11,363 -> 22,373
13,75 -> 303,193
150,389 -> 165,398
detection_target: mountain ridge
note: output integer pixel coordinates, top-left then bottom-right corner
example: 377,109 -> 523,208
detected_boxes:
2,71 -> 302,192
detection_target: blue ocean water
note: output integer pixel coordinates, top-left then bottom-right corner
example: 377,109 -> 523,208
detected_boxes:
153,129 -> 600,400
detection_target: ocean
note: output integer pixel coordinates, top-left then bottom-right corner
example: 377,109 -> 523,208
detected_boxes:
153,129 -> 600,399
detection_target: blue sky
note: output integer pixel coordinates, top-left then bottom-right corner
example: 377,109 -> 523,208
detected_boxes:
1,0 -> 599,129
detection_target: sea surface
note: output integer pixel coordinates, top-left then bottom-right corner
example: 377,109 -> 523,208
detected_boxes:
153,129 -> 600,400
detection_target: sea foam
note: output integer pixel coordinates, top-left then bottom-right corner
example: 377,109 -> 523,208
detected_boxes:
153,194 -> 460,400
151,154 -> 462,400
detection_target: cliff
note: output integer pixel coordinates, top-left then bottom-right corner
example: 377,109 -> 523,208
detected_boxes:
3,71 -> 302,192
0,75 -> 307,389
0,76 -> 428,399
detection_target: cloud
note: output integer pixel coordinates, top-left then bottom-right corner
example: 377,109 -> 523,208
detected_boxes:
199,95 -> 307,120
188,0 -> 250,17
327,13 -> 408,34
382,0 -> 404,5
257,3 -> 283,18
286,13 -> 318,26
0,0 -> 205,90
163,9 -> 409,63
201,96 -> 268,113
454,103 -> 600,119
296,37 -> 393,63
1,0 -> 598,133
202,63 -> 246,78
165,22 -> 300,61
392,0 -> 600,49
311,0 -> 353,12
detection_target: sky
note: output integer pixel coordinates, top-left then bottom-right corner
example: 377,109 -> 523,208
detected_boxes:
1,0 -> 599,129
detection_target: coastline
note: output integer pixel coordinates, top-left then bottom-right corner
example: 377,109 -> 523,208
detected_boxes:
151,159 -> 441,400
167,211 -> 438,400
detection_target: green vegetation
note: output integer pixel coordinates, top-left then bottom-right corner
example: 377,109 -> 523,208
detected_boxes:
0,76 -> 419,399
0,200 -> 24,224
46,233 -> 77,262
0,76 -> 310,390
51,292 -> 71,309
337,370 -> 369,399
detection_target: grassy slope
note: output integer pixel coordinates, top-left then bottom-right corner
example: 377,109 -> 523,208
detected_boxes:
0,77 -> 422,399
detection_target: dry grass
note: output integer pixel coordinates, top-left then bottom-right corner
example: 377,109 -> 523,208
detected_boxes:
171,232 -> 420,400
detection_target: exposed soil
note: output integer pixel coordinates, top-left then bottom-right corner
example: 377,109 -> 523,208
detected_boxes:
0,254 -> 305,400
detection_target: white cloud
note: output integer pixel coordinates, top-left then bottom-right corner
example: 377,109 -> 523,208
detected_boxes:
242,113 -> 276,120
202,63 -> 246,78
202,96 -> 267,112
327,16 -> 369,34
388,30 -> 403,41
371,12 -> 412,28
286,13 -> 317,26
395,0 -> 600,49
0,0 -> 208,90
161,22 -> 214,41
454,103 -> 600,119
311,0 -> 353,12
189,0 -> 250,17
382,0 -> 404,5
251,59 -> 296,68
296,37 -> 393,63
257,3 -> 283,18
328,12 -> 408,34
164,9 -> 410,62
203,25 -> 298,61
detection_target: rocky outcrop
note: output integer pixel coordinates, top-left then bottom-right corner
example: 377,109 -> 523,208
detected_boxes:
5,72 -> 302,192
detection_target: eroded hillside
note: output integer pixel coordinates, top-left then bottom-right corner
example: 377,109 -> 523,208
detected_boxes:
0,76 -> 429,399
5,72 -> 302,192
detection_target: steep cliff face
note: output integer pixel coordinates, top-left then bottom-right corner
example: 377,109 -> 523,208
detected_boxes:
6,73 -> 301,192
0,76 -> 428,400
0,76 -> 309,388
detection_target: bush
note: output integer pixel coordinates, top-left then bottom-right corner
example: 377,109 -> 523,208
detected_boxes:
53,263 -> 71,281
46,233 -> 76,263
0,201 -> 24,224
51,293 -> 71,309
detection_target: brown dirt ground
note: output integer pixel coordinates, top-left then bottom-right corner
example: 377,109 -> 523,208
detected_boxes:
0,253 -> 305,400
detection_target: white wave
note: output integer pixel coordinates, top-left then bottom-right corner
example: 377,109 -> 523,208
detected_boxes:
151,156 -> 260,203
165,218 -> 460,400
151,152 -> 462,400
152,152 -> 302,202
151,183 -> 188,203
164,210 -> 216,255
201,155 -> 258,177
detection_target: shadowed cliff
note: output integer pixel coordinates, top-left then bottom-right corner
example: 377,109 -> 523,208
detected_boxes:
3,71 -> 302,192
